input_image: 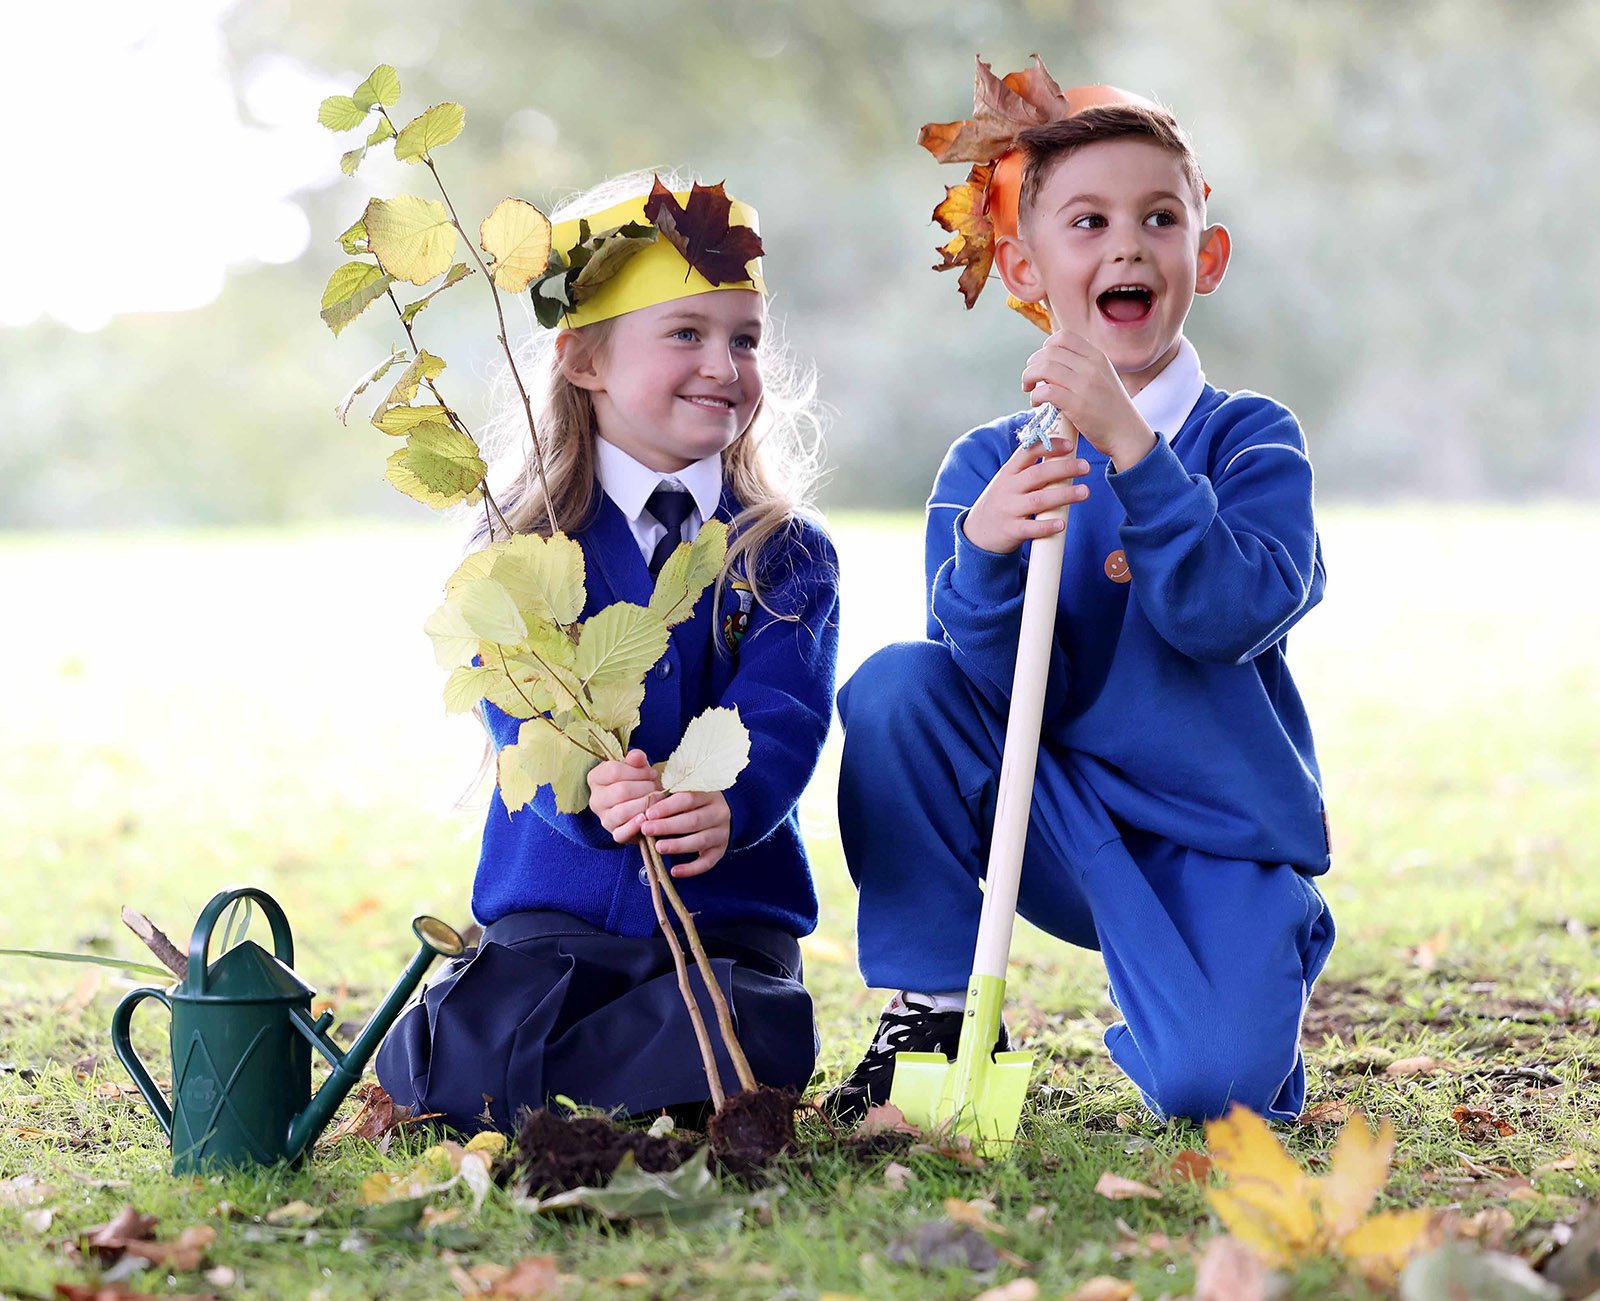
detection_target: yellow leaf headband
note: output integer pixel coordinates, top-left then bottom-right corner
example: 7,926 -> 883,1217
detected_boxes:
547,188 -> 766,330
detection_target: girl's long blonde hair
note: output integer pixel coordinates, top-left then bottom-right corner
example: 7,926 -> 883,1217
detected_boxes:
473,169 -> 829,627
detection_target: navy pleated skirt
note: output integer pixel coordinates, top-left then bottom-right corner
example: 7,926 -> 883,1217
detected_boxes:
374,909 -> 817,1133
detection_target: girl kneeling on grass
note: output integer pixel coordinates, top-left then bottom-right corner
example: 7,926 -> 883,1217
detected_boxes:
375,171 -> 839,1132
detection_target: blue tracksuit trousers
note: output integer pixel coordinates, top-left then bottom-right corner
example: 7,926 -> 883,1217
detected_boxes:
838,640 -> 1336,1123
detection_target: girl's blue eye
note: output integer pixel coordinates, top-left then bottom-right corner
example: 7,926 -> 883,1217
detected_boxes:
733,334 -> 759,351
672,327 -> 698,341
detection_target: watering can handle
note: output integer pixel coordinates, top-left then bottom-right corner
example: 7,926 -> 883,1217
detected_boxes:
187,887 -> 295,994
111,987 -> 174,1138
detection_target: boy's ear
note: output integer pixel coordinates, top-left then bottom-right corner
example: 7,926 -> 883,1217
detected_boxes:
993,233 -> 1047,304
1195,223 -> 1231,295
555,329 -> 606,392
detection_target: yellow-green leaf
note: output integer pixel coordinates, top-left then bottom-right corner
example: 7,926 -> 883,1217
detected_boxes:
401,262 -> 474,324
586,677 -> 646,739
335,347 -> 409,424
455,577 -> 525,645
373,403 -> 451,436
352,65 -> 401,110
336,216 -> 369,255
568,716 -> 625,763
367,117 -> 395,146
442,664 -> 498,714
377,350 -> 446,414
648,519 -> 728,627
340,146 -> 368,176
444,543 -> 510,599
385,422 -> 485,508
660,705 -> 750,794
318,95 -> 367,131
490,532 -> 585,626
394,102 -> 466,164
575,603 -> 669,691
480,649 -> 558,720
364,195 -> 458,286
499,719 -> 598,815
319,261 -> 394,335
479,199 -> 554,293
423,601 -> 478,669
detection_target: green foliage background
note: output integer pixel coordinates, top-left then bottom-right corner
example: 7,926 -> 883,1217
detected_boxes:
6,0 -> 1599,527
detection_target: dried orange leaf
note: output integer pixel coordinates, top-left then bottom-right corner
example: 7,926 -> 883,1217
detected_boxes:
1093,1171 -> 1162,1201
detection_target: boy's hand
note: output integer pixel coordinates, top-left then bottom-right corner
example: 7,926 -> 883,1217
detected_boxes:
642,790 -> 731,877
1021,328 -> 1158,470
963,441 -> 1092,555
587,748 -> 662,843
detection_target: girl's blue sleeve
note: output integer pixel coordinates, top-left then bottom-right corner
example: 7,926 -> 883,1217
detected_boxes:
719,525 -> 841,851
480,697 -> 617,850
925,427 -> 1074,718
1107,396 -> 1324,664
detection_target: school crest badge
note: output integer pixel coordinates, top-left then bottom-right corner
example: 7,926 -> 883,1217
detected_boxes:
721,580 -> 754,655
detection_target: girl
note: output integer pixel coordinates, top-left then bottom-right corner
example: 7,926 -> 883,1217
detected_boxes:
375,172 -> 839,1132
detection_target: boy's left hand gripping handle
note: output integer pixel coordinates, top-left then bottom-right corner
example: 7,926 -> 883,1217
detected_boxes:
112,988 -> 174,1138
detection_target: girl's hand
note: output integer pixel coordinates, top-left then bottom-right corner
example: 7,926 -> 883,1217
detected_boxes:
963,442 -> 1092,555
1020,328 -> 1157,470
642,790 -> 731,878
587,749 -> 662,843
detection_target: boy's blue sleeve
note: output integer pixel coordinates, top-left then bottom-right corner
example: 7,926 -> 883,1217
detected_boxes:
1108,396 -> 1324,664
480,697 -> 618,851
719,526 -> 841,851
926,427 -> 1073,717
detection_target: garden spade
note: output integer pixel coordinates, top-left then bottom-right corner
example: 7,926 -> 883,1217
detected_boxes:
890,399 -> 1078,1155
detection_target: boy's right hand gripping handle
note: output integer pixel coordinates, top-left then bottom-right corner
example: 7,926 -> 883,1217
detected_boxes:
972,412 -> 1080,980
112,987 -> 174,1137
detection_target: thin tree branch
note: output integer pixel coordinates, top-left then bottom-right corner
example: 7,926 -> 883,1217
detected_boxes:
640,843 -> 724,1112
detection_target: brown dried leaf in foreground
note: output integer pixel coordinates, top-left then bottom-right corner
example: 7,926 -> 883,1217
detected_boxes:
1094,1171 -> 1163,1201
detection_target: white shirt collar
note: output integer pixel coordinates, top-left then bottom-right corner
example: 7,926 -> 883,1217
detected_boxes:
1131,336 -> 1206,440
593,437 -> 724,562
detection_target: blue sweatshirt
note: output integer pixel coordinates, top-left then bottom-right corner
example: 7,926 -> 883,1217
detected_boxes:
472,486 -> 840,935
927,386 -> 1330,873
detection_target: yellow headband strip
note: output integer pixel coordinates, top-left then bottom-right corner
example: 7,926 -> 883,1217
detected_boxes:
550,190 -> 765,329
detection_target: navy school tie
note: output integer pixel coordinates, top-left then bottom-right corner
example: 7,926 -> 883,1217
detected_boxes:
645,486 -> 696,578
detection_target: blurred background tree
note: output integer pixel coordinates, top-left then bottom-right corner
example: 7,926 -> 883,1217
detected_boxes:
5,0 -> 1598,527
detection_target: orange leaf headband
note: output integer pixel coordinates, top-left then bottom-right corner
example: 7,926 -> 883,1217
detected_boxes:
919,56 -> 1196,332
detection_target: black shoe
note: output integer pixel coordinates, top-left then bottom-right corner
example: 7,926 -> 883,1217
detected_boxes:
820,993 -> 1011,1126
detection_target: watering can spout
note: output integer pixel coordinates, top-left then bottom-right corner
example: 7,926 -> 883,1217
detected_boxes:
285,915 -> 464,1161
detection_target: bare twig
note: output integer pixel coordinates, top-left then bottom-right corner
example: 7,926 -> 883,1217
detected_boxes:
120,908 -> 187,981
644,837 -> 758,1093
639,844 -> 724,1111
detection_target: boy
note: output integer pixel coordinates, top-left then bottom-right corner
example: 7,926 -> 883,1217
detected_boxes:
827,100 -> 1335,1124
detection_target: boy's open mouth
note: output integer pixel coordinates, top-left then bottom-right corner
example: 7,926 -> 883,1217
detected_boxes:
1097,285 -> 1154,324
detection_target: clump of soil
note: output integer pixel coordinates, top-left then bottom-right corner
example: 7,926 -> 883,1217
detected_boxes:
511,1110 -> 698,1196
706,1085 -> 799,1172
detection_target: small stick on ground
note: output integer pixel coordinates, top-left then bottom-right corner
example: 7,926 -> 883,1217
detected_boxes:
120,907 -> 187,981
646,838 -> 759,1094
640,845 -> 725,1111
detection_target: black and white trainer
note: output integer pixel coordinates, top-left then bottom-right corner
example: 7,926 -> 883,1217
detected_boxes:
820,992 -> 1011,1126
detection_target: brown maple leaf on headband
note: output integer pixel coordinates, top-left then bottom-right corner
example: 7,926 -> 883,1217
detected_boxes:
918,54 -> 1074,164
643,179 -> 764,286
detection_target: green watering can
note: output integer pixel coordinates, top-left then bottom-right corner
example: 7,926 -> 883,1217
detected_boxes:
111,886 -> 463,1173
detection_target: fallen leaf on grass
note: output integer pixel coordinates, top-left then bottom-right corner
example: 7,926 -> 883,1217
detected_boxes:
450,1255 -> 562,1297
1064,1278 -> 1135,1301
944,1196 -> 1005,1233
1205,1105 -> 1432,1282
884,1221 -> 1026,1274
1300,1099 -> 1351,1127
54,1286 -> 219,1301
24,1207 -> 55,1233
1168,1149 -> 1214,1182
73,1208 -> 216,1274
1540,1203 -> 1600,1299
1452,1104 -> 1516,1141
322,1081 -> 436,1150
1193,1234 -> 1277,1301
1535,1154 -> 1579,1174
520,1149 -> 771,1228
858,1102 -> 921,1137
883,1161 -> 913,1191
1111,1217 -> 1190,1260
1437,1205 -> 1515,1250
972,1281 -> 1039,1301
1093,1171 -> 1162,1201
1386,1056 -> 1446,1077
265,1200 -> 324,1226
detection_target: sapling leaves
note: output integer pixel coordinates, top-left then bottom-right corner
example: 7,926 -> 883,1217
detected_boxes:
643,179 -> 764,286
336,216 -> 369,255
385,422 -> 486,508
489,533 -> 585,627
479,199 -> 554,294
364,195 -> 458,286
373,403 -> 450,436
661,706 -> 750,794
318,96 -> 368,132
376,350 -> 446,415
394,103 -> 466,165
500,719 -> 600,814
401,262 -> 473,324
454,577 -> 526,646
335,347 -> 409,424
320,262 -> 395,336
575,604 -> 670,692
352,65 -> 402,111
649,520 -> 727,627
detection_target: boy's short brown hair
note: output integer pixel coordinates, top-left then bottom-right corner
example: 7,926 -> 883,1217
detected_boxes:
1016,104 -> 1207,227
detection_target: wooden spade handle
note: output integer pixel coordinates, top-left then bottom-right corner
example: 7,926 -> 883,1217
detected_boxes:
971,413 -> 1078,978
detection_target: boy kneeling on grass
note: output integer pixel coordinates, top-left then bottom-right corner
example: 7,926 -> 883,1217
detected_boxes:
826,86 -> 1335,1126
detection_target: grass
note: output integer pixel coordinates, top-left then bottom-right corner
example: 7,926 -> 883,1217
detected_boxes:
2,505 -> 1598,1299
